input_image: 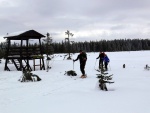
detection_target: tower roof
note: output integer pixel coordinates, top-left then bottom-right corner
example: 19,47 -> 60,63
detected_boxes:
4,30 -> 45,40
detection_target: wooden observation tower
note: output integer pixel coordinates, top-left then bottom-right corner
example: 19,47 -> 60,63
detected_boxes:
4,30 -> 45,71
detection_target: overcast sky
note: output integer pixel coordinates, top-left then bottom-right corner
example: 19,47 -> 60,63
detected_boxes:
0,0 -> 150,42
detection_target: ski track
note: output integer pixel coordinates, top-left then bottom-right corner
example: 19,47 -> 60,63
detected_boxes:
0,55 -> 93,107
0,51 -> 150,113
0,74 -> 91,107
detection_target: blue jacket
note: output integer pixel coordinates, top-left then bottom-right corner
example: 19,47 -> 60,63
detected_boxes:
103,56 -> 110,62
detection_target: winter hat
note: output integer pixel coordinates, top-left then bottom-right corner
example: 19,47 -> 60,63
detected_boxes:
79,50 -> 82,52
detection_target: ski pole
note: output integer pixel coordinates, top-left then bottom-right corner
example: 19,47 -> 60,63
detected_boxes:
109,63 -> 111,71
94,59 -> 97,69
73,60 -> 74,71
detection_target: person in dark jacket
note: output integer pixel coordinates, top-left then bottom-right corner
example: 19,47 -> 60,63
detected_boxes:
73,50 -> 87,78
103,54 -> 110,71
96,52 -> 105,69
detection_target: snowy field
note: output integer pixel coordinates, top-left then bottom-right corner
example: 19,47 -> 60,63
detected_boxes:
0,51 -> 150,113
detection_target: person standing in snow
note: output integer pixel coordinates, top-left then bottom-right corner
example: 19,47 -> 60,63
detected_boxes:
96,52 -> 105,69
73,50 -> 87,78
103,54 -> 110,71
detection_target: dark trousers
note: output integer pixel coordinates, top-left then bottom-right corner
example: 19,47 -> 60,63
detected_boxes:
80,62 -> 86,75
99,59 -> 103,69
104,62 -> 108,70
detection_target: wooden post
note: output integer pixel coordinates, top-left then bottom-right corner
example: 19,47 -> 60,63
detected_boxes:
4,39 -> 10,71
39,38 -> 45,70
40,59 -> 41,70
26,39 -> 29,71
20,39 -> 23,71
33,59 -> 35,71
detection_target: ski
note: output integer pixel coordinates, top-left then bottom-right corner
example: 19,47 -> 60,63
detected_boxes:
47,66 -> 51,72
95,69 -> 101,72
80,74 -> 87,78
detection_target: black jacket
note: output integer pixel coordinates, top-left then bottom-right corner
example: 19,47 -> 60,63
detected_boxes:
97,53 -> 104,60
74,52 -> 87,64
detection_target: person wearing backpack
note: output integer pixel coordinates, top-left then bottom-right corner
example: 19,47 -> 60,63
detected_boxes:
73,50 -> 87,78
103,54 -> 110,71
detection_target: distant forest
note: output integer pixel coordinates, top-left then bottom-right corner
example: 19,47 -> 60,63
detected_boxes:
0,39 -> 150,58
51,39 -> 150,53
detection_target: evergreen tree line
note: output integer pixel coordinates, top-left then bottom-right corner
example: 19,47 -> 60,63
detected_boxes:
0,39 -> 150,59
52,39 -> 150,53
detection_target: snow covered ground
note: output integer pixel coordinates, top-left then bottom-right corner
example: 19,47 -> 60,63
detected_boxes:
0,51 -> 150,113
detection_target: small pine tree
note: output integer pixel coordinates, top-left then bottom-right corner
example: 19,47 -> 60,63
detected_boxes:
97,71 -> 114,91
20,70 -> 41,82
